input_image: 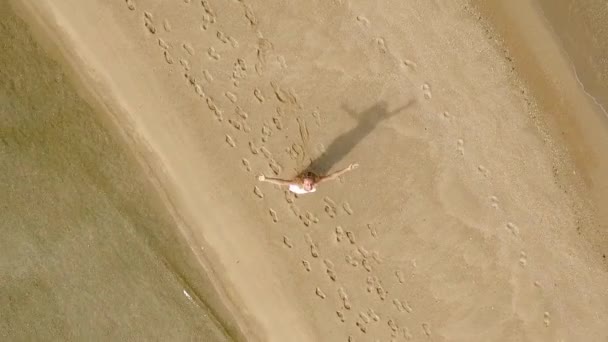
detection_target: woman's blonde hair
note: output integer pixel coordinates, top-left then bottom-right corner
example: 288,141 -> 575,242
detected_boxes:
297,171 -> 319,183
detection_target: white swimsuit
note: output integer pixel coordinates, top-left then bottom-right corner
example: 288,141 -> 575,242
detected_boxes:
289,183 -> 316,194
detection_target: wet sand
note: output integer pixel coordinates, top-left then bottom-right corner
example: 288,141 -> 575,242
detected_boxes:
0,3 -> 233,341
4,0 -> 608,341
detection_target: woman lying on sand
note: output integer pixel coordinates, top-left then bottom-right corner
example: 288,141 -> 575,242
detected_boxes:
258,163 -> 359,194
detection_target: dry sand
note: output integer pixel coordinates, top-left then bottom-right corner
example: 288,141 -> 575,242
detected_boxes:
3,0 -> 608,341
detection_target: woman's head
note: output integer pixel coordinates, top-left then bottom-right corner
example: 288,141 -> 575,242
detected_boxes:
300,171 -> 318,191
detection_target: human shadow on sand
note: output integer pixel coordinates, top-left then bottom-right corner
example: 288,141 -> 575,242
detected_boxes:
302,99 -> 416,176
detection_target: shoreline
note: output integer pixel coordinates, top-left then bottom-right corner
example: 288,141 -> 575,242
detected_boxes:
8,1 -> 248,341
471,0 -> 608,268
1,1 -> 235,340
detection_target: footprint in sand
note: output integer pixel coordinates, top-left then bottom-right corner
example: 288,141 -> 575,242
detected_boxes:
203,69 -> 214,82
143,12 -> 156,34
324,197 -> 338,218
375,281 -> 387,300
205,97 -> 223,120
216,30 -> 229,44
248,141 -> 259,155
359,311 -> 371,324
422,322 -> 432,337
371,251 -> 383,264
225,91 -> 238,103
201,13 -> 214,31
163,50 -> 174,64
346,231 -> 356,244
228,118 -> 243,131
207,47 -> 220,60
335,226 -> 345,242
254,88 -> 265,103
337,287 -> 352,310
305,234 -> 320,258
368,308 -> 380,322
283,236 -> 293,248
269,209 -> 278,223
253,186 -> 264,198
299,214 -> 312,227
422,83 -> 432,100
284,190 -> 295,204
490,195 -> 499,208
345,254 -> 359,267
388,319 -> 400,336
362,258 -> 373,272
305,211 -> 319,224
290,204 -> 301,218
457,138 -> 465,155
316,143 -> 326,155
125,0 -> 136,11
366,224 -> 378,238
543,311 -> 551,327
506,222 -> 519,236
324,260 -> 337,281
392,298 -> 413,313
206,97 -> 218,111
519,251 -> 527,267
357,246 -> 370,259
366,276 -> 376,293
241,158 -> 251,172
478,165 -> 490,177
158,38 -> 169,50
183,42 -> 195,56
163,19 -> 172,32
236,106 -> 249,120
315,287 -> 326,299
229,36 -> 239,48
310,245 -> 319,259
336,310 -> 346,323
260,146 -> 272,159
194,83 -> 205,97
272,116 -> 283,130
302,260 -> 311,272
261,124 -> 272,142
269,160 -> 282,175
254,62 -> 265,76
395,270 -> 406,284
402,327 -> 413,340
270,81 -> 290,103
375,37 -> 388,54
312,110 -> 322,127
402,59 -> 417,71
225,134 -> 236,148
277,55 -> 287,69
356,320 -> 368,333
179,58 -> 191,72
356,15 -> 370,26
343,201 -> 354,215
244,4 -> 258,26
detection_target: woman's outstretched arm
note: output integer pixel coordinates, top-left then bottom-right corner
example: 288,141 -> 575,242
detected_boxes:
258,175 -> 293,186
318,163 -> 359,184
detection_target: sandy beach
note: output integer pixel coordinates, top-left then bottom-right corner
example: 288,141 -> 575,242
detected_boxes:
2,0 -> 608,341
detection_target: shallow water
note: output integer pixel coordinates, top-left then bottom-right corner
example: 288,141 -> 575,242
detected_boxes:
0,3 -> 231,340
536,0 -> 608,117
